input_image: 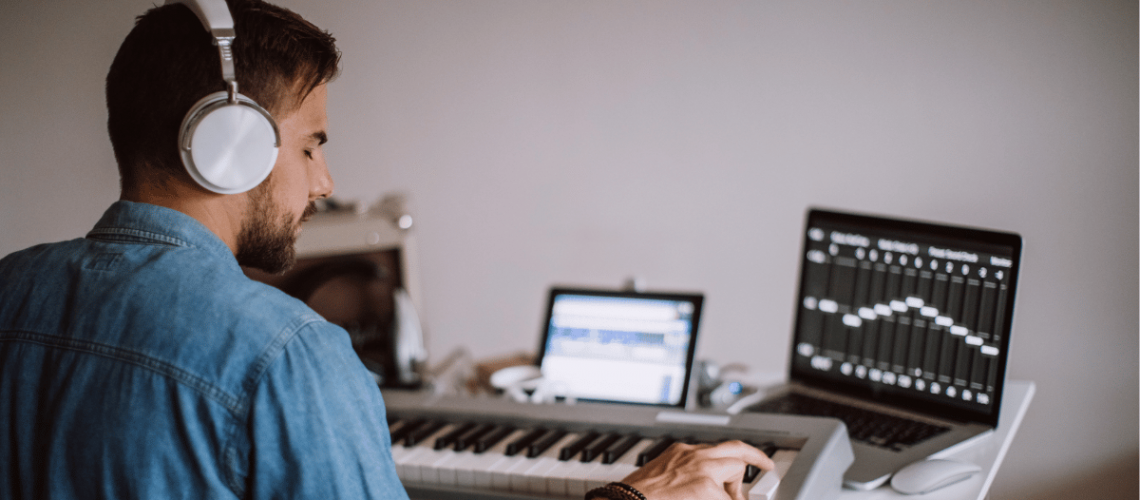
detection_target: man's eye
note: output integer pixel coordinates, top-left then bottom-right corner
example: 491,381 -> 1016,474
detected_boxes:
304,150 -> 314,159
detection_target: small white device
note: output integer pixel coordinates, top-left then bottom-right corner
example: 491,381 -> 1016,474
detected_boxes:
889,458 -> 982,495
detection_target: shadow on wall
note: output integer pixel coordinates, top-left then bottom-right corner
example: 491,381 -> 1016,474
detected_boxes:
995,451 -> 1138,500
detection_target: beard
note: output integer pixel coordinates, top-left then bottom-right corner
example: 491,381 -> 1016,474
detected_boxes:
235,181 -> 317,275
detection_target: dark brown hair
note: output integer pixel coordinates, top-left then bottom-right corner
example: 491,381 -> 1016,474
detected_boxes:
106,0 -> 340,192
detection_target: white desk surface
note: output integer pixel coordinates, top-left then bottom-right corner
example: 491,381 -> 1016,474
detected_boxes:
836,380 -> 1036,500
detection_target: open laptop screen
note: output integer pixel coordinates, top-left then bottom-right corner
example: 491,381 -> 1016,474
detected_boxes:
790,209 -> 1021,426
536,288 -> 703,407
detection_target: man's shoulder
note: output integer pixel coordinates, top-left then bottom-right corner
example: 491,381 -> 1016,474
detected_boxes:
0,238 -> 84,271
0,231 -> 342,395
129,244 -> 335,357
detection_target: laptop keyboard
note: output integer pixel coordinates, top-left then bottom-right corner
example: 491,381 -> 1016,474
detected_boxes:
747,393 -> 950,451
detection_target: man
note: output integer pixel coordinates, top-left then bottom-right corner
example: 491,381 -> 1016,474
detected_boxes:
0,1 -> 771,499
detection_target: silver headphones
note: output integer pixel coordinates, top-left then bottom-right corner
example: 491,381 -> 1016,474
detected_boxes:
168,0 -> 280,194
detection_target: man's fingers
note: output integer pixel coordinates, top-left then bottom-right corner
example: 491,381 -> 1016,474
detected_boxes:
692,440 -> 777,471
624,439 -> 781,500
700,456 -> 750,481
724,475 -> 746,500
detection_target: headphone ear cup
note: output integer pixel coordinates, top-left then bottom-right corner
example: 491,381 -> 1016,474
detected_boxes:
179,91 -> 280,194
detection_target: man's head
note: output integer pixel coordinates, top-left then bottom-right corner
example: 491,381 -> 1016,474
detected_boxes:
106,0 -> 340,273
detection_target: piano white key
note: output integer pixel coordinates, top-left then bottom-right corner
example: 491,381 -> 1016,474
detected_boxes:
393,449 -> 423,480
746,449 -> 799,500
417,422 -> 480,485
411,440 -> 467,484
538,452 -> 578,496
746,468 -> 778,500
772,449 -> 797,477
394,438 -> 434,480
390,442 -> 413,462
465,429 -> 528,489
401,442 -> 453,483
484,457 -> 516,490
434,424 -> 506,487
449,450 -> 487,488
540,432 -> 598,497
492,453 -> 535,491
427,448 -> 470,485
526,456 -> 569,495
517,433 -> 581,494
490,430 -> 550,492
426,423 -> 498,486
395,424 -> 460,483
564,454 -> 606,497
417,450 -> 452,485
583,463 -> 617,492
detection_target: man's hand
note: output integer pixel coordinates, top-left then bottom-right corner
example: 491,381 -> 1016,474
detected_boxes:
619,440 -> 775,500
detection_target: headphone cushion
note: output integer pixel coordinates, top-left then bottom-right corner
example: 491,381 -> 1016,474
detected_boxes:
183,96 -> 279,194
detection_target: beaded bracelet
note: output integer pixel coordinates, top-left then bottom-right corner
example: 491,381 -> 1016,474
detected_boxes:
610,482 -> 647,500
585,482 -> 647,500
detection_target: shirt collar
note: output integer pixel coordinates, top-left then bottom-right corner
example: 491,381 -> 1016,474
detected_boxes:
86,201 -> 238,266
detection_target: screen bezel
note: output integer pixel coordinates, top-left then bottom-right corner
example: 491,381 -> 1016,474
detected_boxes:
536,287 -> 704,408
788,208 -> 1022,427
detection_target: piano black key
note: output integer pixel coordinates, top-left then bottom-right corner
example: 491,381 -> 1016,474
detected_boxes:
454,423 -> 496,452
744,464 -> 761,483
559,432 -> 599,461
637,435 -> 675,466
505,428 -> 547,456
389,418 -> 425,446
474,425 -> 516,453
601,434 -> 641,464
678,436 -> 703,445
405,420 -> 446,447
580,433 -> 621,463
435,422 -> 477,450
736,440 -> 778,484
386,418 -> 407,437
761,442 -> 779,458
527,429 -> 569,458
743,440 -> 776,456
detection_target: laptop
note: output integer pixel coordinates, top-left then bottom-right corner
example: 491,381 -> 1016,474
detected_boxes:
534,287 -> 704,408
740,208 -> 1022,490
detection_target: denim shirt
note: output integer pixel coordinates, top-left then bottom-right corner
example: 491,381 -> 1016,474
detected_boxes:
0,201 -> 409,500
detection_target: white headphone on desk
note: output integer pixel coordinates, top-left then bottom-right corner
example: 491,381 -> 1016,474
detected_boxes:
490,365 -> 577,404
167,0 -> 280,194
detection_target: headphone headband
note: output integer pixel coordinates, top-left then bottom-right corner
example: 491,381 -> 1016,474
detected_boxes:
165,0 -> 237,89
166,0 -> 281,195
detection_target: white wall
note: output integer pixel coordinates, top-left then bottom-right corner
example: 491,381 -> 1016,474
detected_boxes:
1,0 -> 1135,498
